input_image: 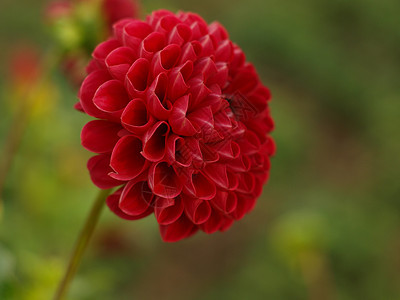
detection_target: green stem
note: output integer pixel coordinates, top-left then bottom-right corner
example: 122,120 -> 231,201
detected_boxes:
53,188 -> 111,300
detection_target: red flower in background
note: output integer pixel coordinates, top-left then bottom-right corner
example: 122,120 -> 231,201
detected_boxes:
46,0 -> 139,87
10,46 -> 41,88
102,0 -> 139,30
79,10 -> 275,242
45,1 -> 72,21
46,0 -> 138,30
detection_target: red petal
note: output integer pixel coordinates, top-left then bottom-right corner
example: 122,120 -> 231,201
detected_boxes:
74,101 -> 84,112
219,217 -> 234,232
81,120 -> 121,153
146,73 -> 171,120
123,20 -> 152,49
199,210 -> 224,234
236,172 -> 256,193
140,32 -> 166,60
230,46 -> 246,70
110,135 -> 146,181
216,140 -> 240,160
245,116 -> 272,144
265,135 -> 276,156
147,10 -> 174,27
105,46 -> 136,81
87,154 -> 124,189
178,42 -> 198,64
142,121 -> 169,162
159,214 -> 197,242
253,176 -> 265,198
168,23 -> 191,46
187,106 -> 214,135
165,135 -> 192,167
199,142 -> 219,164
215,40 -> 233,62
211,190 -> 237,214
151,44 -> 181,76
113,19 -> 132,42
238,130 -> 261,155
173,60 -> 193,81
156,15 -> 180,32
184,171 -> 216,200
227,170 -> 240,190
93,80 -> 130,115
154,197 -> 184,225
199,35 -> 215,57
92,39 -> 120,66
86,59 -> 101,74
226,66 -> 259,95
193,57 -> 217,81
184,137 -> 203,168
213,110 -> 232,136
208,22 -> 229,43
169,95 -> 198,136
207,62 -> 229,86
189,20 -> 208,40
228,154 -> 251,172
167,70 -> 189,101
245,86 -> 270,113
184,197 -> 211,225
79,70 -> 111,119
203,163 -> 229,189
187,78 -> 212,108
125,58 -> 149,98
148,161 -> 183,198
107,187 -> 153,220
119,180 -> 154,216
230,194 -> 254,220
121,99 -> 154,134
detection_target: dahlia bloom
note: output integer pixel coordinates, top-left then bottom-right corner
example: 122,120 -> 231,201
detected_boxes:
79,10 -> 275,242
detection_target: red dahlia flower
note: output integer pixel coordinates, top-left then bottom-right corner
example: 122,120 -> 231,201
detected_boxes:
78,10 -> 275,242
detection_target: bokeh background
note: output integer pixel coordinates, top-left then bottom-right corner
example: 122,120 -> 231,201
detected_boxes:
1,0 -> 400,299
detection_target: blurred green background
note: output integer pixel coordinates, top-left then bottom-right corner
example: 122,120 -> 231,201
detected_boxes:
1,0 -> 400,299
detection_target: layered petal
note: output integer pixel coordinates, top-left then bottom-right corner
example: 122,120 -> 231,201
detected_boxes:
93,80 -> 130,117
79,70 -> 111,119
110,135 -> 147,181
169,95 -> 197,136
121,99 -> 154,134
154,196 -> 184,225
183,197 -> 211,225
142,121 -> 169,161
107,187 -> 153,220
105,46 -> 136,80
211,190 -> 237,214
148,161 -> 183,198
146,73 -> 172,120
87,154 -> 124,189
81,120 -> 121,153
159,214 -> 197,242
119,180 -> 154,216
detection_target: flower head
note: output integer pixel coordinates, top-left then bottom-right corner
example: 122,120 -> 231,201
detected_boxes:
79,10 -> 275,242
